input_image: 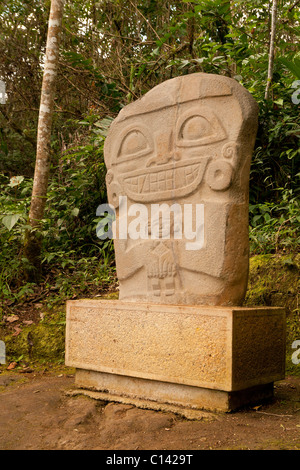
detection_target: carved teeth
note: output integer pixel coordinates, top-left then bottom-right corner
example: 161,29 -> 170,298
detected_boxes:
125,163 -> 199,194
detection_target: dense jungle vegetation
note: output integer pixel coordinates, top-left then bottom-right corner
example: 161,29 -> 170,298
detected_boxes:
0,1 -> 299,366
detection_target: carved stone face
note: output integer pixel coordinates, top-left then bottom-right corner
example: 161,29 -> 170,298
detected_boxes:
104,73 -> 258,306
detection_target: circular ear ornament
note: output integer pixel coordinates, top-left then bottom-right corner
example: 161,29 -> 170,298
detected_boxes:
106,169 -> 114,185
206,160 -> 233,191
107,181 -> 122,208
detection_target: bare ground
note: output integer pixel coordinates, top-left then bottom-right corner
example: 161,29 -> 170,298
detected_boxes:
0,369 -> 299,451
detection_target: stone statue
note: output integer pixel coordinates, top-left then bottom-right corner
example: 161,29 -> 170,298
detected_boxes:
66,73 -> 285,414
104,73 -> 258,306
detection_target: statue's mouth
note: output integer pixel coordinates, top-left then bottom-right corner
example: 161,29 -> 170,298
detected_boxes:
121,157 -> 209,202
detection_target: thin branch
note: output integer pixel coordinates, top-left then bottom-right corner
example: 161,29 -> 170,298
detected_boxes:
127,0 -> 162,43
138,43 -> 188,90
62,74 -> 110,111
288,0 -> 300,12
255,411 -> 293,417
0,108 -> 36,147
265,0 -> 278,100
95,30 -> 156,45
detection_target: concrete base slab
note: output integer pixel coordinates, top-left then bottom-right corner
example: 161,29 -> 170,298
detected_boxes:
66,387 -> 217,421
65,300 -> 285,413
72,369 -> 274,416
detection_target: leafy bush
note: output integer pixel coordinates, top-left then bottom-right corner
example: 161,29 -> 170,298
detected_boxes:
0,174 -> 32,307
0,116 -> 116,309
249,185 -> 300,254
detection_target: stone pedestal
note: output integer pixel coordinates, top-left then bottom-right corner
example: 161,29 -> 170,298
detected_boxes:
65,299 -> 285,414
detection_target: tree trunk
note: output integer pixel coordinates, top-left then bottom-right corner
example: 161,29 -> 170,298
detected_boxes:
265,0 -> 278,100
24,0 -> 65,281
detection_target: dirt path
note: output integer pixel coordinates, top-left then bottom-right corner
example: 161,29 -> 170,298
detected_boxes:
0,370 -> 299,451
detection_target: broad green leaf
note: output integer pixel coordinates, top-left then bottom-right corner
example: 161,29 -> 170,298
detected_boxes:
274,98 -> 283,106
71,207 -> 80,217
1,214 -> 20,231
279,57 -> 300,79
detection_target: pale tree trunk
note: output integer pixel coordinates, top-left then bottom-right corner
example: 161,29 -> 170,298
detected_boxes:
24,0 -> 65,280
265,0 -> 278,100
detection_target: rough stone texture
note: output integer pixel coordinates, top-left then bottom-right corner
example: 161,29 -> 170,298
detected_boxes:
104,72 -> 259,306
65,300 -> 285,411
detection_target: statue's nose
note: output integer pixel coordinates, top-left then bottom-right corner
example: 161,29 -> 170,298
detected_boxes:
146,131 -> 180,167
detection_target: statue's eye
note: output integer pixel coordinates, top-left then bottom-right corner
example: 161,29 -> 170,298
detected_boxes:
176,106 -> 227,147
180,116 -> 212,141
120,130 -> 148,156
116,126 -> 153,161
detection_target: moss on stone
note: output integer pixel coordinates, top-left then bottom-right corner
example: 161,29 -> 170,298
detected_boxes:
245,254 -> 300,375
102,291 -> 119,300
1,321 -> 65,365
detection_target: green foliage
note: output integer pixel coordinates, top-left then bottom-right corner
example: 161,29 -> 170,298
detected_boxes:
249,185 -> 300,254
0,0 -> 299,310
0,117 -> 116,308
279,57 -> 300,80
245,253 -> 300,375
0,174 -> 32,307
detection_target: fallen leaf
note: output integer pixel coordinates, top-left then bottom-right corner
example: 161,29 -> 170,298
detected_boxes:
20,367 -> 33,374
12,326 -> 22,336
7,362 -> 17,370
23,320 -> 34,325
6,315 -> 19,323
